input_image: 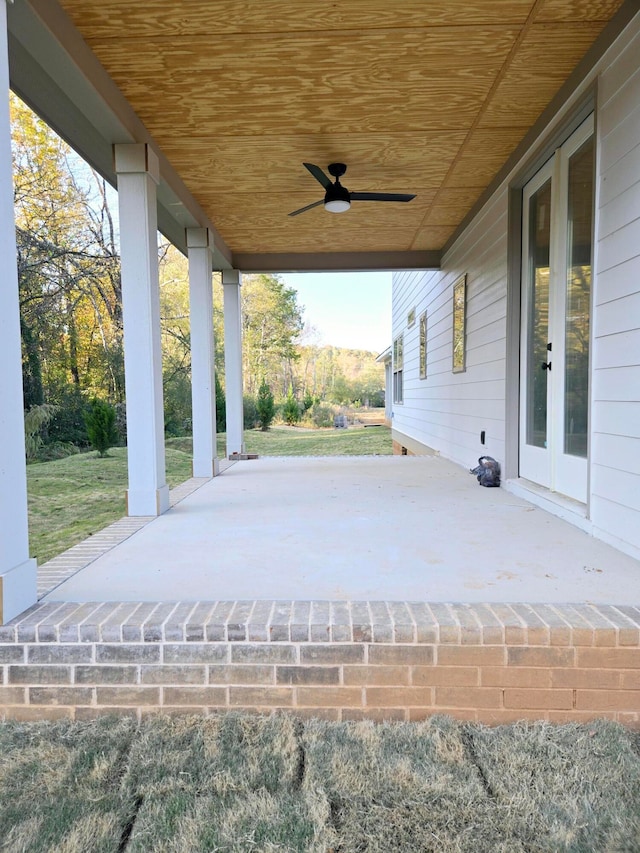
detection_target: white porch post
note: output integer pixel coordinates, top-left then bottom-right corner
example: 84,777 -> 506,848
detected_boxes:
187,227 -> 219,477
0,1 -> 37,623
222,269 -> 245,457
385,361 -> 392,423
114,143 -> 169,516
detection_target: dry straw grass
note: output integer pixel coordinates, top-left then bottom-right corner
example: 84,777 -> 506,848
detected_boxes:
468,719 -> 640,852
303,716 -> 506,852
122,714 -> 332,852
0,716 -> 137,853
0,713 -> 638,852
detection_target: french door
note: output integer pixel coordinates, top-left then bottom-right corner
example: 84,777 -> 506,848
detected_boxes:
519,116 -> 594,503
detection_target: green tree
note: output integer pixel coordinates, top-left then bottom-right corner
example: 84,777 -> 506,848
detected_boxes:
158,241 -> 192,435
12,94 -> 125,430
256,380 -> 276,431
84,398 -> 118,457
243,395 -> 259,429
215,372 -> 226,433
212,272 -> 225,376
290,341 -> 385,406
330,374 -> 353,405
241,274 -> 303,395
282,384 -> 300,425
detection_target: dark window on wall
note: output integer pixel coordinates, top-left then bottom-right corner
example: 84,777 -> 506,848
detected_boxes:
393,334 -> 403,403
419,311 -> 427,379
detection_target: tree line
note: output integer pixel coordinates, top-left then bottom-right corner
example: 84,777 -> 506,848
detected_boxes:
11,95 -> 384,457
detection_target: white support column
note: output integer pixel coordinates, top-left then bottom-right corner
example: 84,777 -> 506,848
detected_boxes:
187,228 -> 219,477
115,143 -> 169,516
222,269 -> 245,457
0,1 -> 37,623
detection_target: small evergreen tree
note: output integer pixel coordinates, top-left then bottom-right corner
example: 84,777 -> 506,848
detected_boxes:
256,380 -> 275,431
84,398 -> 118,457
243,395 -> 259,429
282,384 -> 300,426
302,390 -> 314,413
215,372 -> 226,433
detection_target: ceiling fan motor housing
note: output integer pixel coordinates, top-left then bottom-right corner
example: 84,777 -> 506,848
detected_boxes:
324,181 -> 350,206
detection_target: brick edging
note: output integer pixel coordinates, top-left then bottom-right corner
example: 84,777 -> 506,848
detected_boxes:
36,476 -> 215,599
3,601 -> 638,645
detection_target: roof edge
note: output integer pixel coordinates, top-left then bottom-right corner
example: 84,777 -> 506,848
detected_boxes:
8,0 -> 233,267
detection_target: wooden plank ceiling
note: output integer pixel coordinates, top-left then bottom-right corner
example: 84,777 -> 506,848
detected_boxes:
58,0 -> 623,264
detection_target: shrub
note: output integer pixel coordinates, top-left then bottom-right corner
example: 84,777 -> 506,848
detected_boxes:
215,372 -> 226,432
163,369 -> 192,437
302,402 -> 335,429
35,441 -> 81,462
282,385 -> 300,425
256,381 -> 275,431
24,403 -> 57,461
45,385 -> 89,447
114,401 -> 127,445
368,388 -> 385,407
84,398 -> 118,457
243,394 -> 259,430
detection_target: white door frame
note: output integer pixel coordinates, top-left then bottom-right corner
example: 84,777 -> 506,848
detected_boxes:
519,115 -> 594,504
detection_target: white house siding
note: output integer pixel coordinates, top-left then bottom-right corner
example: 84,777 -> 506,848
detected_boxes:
392,191 -> 508,469
392,12 -> 640,559
590,21 -> 640,559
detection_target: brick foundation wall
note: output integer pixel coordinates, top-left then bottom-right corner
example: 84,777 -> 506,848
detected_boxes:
1,602 -> 638,726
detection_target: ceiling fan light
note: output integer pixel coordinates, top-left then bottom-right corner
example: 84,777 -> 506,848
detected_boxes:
324,198 -> 351,213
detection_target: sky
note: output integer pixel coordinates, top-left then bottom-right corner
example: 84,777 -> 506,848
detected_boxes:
280,271 -> 392,355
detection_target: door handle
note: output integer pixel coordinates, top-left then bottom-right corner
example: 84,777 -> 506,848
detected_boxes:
541,361 -> 552,371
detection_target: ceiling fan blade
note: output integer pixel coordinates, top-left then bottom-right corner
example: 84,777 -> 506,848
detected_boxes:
288,199 -> 324,217
350,192 -> 416,202
303,162 -> 332,190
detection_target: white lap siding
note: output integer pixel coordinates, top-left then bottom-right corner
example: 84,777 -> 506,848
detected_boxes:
392,12 -> 640,559
591,21 -> 640,558
392,191 -> 508,468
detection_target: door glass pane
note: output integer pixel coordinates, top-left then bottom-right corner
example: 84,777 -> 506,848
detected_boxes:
526,179 -> 551,448
564,137 -> 593,457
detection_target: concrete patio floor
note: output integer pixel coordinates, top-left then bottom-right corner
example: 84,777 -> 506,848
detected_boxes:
42,456 -> 640,605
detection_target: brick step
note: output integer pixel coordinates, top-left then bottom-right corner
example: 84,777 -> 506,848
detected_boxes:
1,601 -> 638,726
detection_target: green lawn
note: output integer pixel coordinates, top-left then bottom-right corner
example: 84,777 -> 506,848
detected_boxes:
28,427 -> 391,564
167,424 -> 392,458
27,446 -> 193,565
0,714 -> 638,852
245,424 -> 391,456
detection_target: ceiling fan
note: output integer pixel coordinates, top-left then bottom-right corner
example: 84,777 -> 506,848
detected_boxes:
288,162 -> 416,216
